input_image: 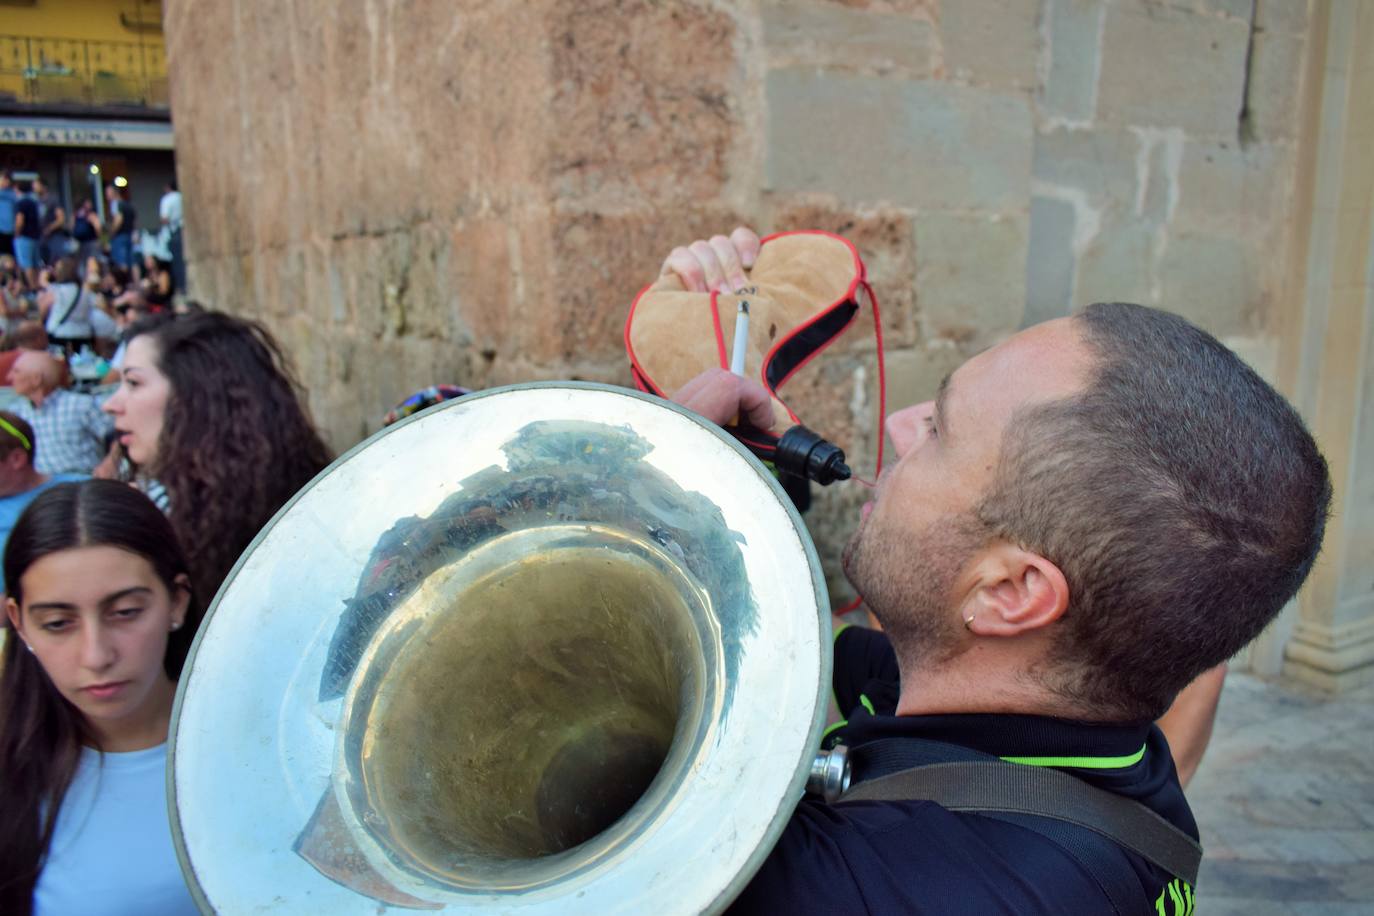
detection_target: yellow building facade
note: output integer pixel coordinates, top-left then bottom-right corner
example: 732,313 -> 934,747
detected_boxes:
0,0 -> 173,231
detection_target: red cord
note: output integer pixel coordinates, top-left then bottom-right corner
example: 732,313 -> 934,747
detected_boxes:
835,279 -> 886,616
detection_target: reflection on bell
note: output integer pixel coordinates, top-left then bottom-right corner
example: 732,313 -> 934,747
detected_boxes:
170,384 -> 830,914
343,527 -> 716,885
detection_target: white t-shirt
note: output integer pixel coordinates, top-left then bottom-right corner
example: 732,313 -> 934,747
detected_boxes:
89,306 -> 118,341
45,282 -> 96,339
159,191 -> 182,230
34,743 -> 199,916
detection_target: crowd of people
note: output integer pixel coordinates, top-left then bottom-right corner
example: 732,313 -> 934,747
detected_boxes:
0,221 -> 1333,915
0,296 -> 331,913
0,171 -> 185,332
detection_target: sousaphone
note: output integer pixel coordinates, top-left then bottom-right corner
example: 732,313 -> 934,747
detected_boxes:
169,383 -> 835,913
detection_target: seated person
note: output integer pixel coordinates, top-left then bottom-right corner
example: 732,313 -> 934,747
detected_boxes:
663,229 -> 1330,914
0,411 -> 85,592
7,351 -> 114,475
0,321 -> 50,389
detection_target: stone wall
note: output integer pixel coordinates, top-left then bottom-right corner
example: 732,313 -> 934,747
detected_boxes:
164,0 -> 1315,606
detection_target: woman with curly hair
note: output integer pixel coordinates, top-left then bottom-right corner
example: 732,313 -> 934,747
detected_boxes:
101,311 -> 332,603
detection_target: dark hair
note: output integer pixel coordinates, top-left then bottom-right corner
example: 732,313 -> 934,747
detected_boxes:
11,321 -> 47,352
125,311 -> 332,600
976,302 -> 1331,721
15,180 -> 31,194
51,256 -> 78,286
0,480 -> 200,914
0,410 -> 36,465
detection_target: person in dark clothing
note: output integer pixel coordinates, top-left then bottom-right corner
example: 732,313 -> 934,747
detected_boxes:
105,184 -> 137,269
12,182 -> 41,287
665,227 -> 1331,915
0,171 -> 16,258
33,177 -> 68,266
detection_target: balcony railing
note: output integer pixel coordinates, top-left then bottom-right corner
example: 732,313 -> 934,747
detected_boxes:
0,33 -> 168,109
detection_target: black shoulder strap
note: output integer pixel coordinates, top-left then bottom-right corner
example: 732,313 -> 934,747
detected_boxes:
841,759 -> 1201,887
52,285 -> 82,330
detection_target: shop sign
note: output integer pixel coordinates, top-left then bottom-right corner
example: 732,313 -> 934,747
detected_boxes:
0,118 -> 174,150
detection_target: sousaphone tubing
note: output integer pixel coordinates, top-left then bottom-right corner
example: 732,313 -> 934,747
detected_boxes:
169,383 -> 832,913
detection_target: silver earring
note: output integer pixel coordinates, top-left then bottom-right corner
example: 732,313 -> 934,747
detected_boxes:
25,642 -> 35,653
170,621 -> 182,631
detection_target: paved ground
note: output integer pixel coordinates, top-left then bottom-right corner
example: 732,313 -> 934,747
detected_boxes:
1188,672 -> 1374,914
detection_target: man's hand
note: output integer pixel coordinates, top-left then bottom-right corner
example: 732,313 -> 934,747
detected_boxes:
672,368 -> 775,430
660,227 -> 762,293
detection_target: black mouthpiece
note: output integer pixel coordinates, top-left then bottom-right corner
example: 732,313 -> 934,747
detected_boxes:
774,425 -> 852,486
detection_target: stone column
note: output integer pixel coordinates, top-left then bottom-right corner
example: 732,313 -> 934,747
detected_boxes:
1278,0 -> 1374,691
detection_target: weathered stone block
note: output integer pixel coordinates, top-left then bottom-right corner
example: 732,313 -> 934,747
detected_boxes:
881,343 -> 968,412
1076,219 -> 1156,307
819,0 -> 937,15
1158,231 -> 1265,337
548,0 -> 738,208
1173,140 -> 1290,234
914,210 -> 1030,346
766,69 -> 1034,210
761,1 -> 935,77
545,207 -> 744,371
1187,0 -> 1255,20
447,214 -> 525,363
941,0 -> 1043,91
1097,3 -> 1251,135
1032,125 -> 1139,201
1246,29 -> 1309,141
1256,0 -> 1312,34
1025,195 -> 1077,326
1042,0 -> 1105,123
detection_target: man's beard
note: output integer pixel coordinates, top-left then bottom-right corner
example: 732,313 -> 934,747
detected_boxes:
842,510 -> 988,669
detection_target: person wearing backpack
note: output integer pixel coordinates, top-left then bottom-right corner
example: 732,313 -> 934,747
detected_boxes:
37,257 -> 96,356
664,228 -> 1331,915
71,198 -> 102,268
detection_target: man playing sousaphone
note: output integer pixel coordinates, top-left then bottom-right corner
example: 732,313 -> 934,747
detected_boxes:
659,228 -> 1330,914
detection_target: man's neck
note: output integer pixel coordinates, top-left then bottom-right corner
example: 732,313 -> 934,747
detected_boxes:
893,646 -> 1084,720
0,468 -> 47,498
27,386 -> 53,408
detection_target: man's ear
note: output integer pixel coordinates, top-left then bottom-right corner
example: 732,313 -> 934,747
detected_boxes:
960,541 -> 1069,637
5,448 -> 29,471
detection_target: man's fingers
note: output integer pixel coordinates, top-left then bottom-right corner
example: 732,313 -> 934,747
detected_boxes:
660,247 -> 706,293
709,235 -> 748,292
671,370 -> 713,406
659,227 -> 762,293
736,377 -> 777,430
688,240 -> 727,293
731,226 -> 762,269
671,368 -> 776,431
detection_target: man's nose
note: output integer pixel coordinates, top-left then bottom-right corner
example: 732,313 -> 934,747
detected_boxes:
885,402 -> 934,457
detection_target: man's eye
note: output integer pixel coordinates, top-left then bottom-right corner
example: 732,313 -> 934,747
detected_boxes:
924,416 -> 938,438
40,619 -> 73,633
